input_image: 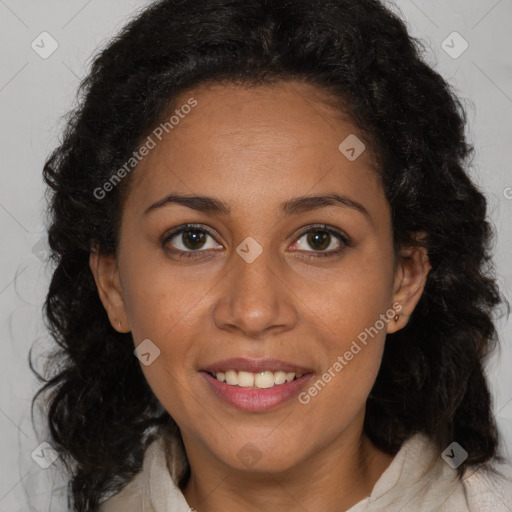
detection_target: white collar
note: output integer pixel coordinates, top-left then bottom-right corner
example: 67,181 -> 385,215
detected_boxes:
99,431 -> 512,511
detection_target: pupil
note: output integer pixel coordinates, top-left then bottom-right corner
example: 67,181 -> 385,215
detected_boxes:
183,230 -> 206,250
307,231 -> 329,250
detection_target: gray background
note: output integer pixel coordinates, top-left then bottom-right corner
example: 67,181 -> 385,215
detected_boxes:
1,1 -> 511,510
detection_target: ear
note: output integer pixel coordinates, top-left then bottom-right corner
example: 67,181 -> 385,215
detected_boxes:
89,245 -> 131,333
387,232 -> 432,334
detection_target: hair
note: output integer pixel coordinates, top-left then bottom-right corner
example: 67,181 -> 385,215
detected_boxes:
31,0 -> 510,510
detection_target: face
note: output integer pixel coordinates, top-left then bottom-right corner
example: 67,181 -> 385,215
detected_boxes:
90,80 -> 430,475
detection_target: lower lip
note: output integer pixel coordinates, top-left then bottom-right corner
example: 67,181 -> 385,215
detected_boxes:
200,371 -> 313,412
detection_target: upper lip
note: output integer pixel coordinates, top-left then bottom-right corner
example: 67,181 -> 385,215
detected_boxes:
201,357 -> 313,374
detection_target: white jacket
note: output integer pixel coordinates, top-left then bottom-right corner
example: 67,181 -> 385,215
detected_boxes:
98,432 -> 512,511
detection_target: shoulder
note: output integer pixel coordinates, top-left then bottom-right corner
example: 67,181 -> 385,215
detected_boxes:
97,432 -> 189,512
97,469 -> 146,512
462,457 -> 512,512
97,436 -> 163,512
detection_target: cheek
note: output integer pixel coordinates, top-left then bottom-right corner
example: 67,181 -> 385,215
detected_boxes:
297,320 -> 386,446
307,313 -> 386,405
121,254 -> 204,342
125,279 -> 206,429
119,264 -> 200,399
316,249 -> 395,340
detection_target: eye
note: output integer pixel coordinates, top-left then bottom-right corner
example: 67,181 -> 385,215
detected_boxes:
162,224 -> 221,258
292,224 -> 351,259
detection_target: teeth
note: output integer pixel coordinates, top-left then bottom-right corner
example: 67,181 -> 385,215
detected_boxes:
212,370 -> 304,388
255,372 -> 274,389
224,370 -> 238,385
274,371 -> 287,385
237,371 -> 254,387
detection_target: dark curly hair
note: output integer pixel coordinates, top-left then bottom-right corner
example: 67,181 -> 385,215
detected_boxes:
30,0 -> 510,510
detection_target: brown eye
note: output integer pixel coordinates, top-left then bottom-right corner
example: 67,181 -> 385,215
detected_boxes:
306,230 -> 331,251
295,229 -> 342,253
180,229 -> 207,250
163,224 -> 221,257
293,224 -> 352,259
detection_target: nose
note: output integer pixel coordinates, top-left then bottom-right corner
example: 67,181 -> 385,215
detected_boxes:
212,246 -> 298,339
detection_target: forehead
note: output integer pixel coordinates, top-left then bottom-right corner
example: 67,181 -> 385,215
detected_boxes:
124,80 -> 386,220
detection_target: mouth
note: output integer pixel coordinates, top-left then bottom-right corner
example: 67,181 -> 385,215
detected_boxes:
199,358 -> 314,411
201,357 -> 313,388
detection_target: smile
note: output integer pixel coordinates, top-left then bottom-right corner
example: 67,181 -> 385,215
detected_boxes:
200,370 -> 313,412
208,370 -> 303,389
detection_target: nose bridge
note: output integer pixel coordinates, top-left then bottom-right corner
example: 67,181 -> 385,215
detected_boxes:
213,239 -> 297,337
233,244 -> 277,300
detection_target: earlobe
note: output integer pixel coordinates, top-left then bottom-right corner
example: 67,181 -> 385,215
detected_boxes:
387,236 -> 431,334
89,246 -> 131,333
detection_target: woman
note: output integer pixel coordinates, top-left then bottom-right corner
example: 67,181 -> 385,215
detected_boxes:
32,0 -> 512,511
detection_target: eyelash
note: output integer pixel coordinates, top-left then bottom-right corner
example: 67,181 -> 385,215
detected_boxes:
162,223 -> 352,260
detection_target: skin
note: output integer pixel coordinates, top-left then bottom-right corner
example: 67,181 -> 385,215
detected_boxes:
90,80 -> 431,512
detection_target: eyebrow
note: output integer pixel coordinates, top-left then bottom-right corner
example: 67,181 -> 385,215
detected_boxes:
144,192 -> 370,218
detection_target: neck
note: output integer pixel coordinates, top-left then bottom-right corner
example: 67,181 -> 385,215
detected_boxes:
180,425 -> 395,512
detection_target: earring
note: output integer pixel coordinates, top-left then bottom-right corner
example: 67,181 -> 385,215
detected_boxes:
394,314 -> 399,322
117,319 -> 122,329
